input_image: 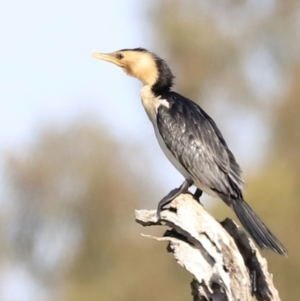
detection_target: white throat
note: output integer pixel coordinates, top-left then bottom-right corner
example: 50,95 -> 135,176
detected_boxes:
140,85 -> 157,123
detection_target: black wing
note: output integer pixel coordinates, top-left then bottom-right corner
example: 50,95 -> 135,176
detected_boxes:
157,92 -> 244,198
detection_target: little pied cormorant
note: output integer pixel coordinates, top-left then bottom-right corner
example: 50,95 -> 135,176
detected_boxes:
92,47 -> 286,255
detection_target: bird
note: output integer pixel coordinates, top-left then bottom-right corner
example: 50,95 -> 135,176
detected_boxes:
92,47 -> 286,255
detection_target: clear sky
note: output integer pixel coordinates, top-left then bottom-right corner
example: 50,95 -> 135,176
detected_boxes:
0,0 -> 154,148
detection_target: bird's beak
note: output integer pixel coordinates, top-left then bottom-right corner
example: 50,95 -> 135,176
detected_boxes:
92,52 -> 124,68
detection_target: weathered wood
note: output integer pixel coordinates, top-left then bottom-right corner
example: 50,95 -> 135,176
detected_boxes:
135,193 -> 281,301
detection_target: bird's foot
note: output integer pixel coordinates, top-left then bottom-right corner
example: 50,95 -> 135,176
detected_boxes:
156,188 -> 180,220
157,179 -> 193,220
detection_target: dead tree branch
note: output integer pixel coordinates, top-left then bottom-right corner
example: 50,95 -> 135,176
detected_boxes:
135,193 -> 281,301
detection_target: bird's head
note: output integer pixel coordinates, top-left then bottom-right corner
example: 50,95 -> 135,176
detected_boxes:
92,48 -> 174,93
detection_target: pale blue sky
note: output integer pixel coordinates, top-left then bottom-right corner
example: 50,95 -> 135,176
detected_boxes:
0,0 -> 153,149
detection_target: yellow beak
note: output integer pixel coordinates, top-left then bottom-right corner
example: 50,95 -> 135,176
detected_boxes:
92,52 -> 124,68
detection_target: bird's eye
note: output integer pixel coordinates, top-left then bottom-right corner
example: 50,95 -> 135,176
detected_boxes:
117,53 -> 124,59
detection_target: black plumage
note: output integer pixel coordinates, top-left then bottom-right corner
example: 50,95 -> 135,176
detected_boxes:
157,92 -> 243,198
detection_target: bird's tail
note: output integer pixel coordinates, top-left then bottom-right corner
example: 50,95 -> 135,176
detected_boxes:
232,198 -> 287,255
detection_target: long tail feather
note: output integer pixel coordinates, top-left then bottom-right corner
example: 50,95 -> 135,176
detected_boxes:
232,198 -> 287,255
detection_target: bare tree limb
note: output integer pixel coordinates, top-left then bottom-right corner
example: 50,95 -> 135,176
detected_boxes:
135,193 -> 281,301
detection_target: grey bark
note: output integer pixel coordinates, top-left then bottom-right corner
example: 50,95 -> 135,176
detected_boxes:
135,193 -> 281,301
